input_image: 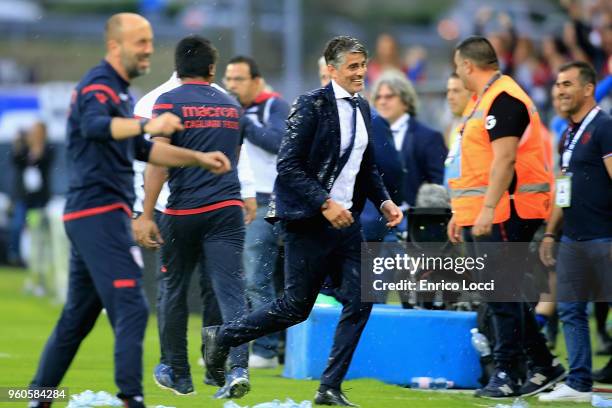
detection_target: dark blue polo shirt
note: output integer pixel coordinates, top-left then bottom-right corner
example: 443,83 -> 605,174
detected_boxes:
63,60 -> 152,220
152,80 -> 242,213
561,109 -> 612,240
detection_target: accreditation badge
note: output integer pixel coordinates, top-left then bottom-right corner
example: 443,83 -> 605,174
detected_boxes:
555,175 -> 572,208
24,166 -> 43,193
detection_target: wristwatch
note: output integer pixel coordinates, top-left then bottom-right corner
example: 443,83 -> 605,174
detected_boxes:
139,118 -> 150,135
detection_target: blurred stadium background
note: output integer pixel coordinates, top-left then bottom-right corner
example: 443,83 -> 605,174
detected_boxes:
0,0 -> 603,213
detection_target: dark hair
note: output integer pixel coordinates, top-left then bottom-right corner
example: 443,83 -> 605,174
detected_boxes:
324,36 -> 368,69
455,36 -> 499,70
175,35 -> 218,79
558,61 -> 597,86
228,55 -> 262,78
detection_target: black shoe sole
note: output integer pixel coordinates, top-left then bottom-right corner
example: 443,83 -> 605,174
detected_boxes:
314,399 -> 354,406
474,392 -> 518,399
313,393 -> 359,407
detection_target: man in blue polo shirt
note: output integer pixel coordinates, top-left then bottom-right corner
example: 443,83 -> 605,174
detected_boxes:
139,35 -> 249,399
28,14 -> 231,408
539,61 -> 612,403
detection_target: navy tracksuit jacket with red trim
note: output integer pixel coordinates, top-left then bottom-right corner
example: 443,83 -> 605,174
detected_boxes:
64,59 -> 152,219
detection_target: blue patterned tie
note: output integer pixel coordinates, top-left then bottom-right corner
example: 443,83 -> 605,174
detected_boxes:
338,97 -> 358,171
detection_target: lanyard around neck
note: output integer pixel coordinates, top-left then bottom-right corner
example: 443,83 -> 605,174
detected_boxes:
457,72 -> 502,140
561,105 -> 600,173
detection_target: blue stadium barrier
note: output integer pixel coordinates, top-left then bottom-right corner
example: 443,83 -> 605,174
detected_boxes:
283,304 -> 481,388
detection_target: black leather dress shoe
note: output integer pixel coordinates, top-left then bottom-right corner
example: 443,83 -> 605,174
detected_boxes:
203,370 -> 223,387
314,389 -> 358,407
201,326 -> 230,386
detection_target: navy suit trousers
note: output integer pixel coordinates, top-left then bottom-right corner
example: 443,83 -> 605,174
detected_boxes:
218,215 -> 373,388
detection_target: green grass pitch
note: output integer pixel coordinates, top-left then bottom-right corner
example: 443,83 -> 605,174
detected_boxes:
0,268 -> 603,407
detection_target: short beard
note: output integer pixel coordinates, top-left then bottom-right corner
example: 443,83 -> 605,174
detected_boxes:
127,65 -> 150,79
121,51 -> 149,79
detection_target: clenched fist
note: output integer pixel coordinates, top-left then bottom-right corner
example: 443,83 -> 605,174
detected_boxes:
322,199 -> 354,229
144,112 -> 184,136
196,151 -> 231,174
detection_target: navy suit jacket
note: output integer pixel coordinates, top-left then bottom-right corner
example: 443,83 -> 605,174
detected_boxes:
371,115 -> 447,207
270,82 -> 390,221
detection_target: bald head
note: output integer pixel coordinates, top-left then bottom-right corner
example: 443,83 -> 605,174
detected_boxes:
105,13 -> 151,44
104,13 -> 154,80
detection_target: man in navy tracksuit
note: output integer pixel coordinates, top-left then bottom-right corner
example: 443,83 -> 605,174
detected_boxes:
224,55 -> 290,368
138,36 -> 250,399
28,14 -> 230,408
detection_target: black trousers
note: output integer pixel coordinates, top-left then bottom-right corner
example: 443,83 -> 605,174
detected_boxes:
159,206 -> 248,376
218,216 -> 372,389
464,203 -> 553,378
141,211 -> 225,367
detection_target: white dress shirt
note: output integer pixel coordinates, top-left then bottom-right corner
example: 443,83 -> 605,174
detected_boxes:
390,113 -> 410,151
132,73 -> 256,213
329,80 -> 368,210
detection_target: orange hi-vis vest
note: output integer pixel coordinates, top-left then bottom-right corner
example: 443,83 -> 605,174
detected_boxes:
448,75 -> 552,227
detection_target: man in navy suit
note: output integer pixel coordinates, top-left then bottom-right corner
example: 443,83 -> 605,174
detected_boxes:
203,36 -> 403,406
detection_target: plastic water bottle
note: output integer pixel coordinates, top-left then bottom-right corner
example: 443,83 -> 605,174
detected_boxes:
471,328 -> 491,357
431,377 -> 454,389
410,377 -> 454,389
410,377 -> 433,389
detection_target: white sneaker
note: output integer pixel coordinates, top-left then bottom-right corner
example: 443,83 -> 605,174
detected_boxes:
248,354 -> 279,369
538,383 -> 592,402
